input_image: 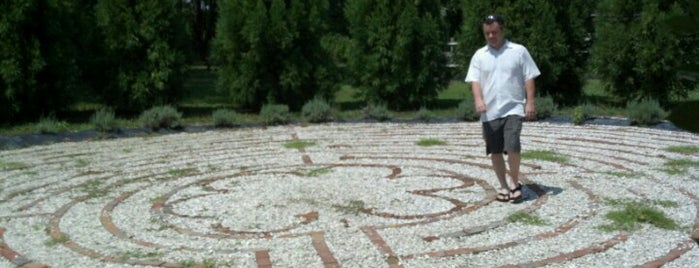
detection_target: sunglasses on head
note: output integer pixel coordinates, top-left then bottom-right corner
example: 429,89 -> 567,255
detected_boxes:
483,14 -> 504,25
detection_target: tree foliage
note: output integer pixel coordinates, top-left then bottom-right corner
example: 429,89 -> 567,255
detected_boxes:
458,0 -> 593,104
344,0 -> 449,110
0,0 -> 99,121
212,0 -> 338,112
95,0 -> 190,112
591,0 -> 694,105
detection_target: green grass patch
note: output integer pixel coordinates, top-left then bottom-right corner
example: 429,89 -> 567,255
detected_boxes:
79,179 -> 109,198
521,150 -> 569,163
284,140 -> 317,149
119,250 -> 163,261
507,211 -> 549,226
661,158 -> 699,175
599,199 -> 679,232
44,233 -> 70,246
0,161 -> 30,170
332,200 -> 368,215
604,171 -> 643,178
416,138 -> 447,146
666,145 -> 699,155
167,168 -> 198,178
304,167 -> 333,177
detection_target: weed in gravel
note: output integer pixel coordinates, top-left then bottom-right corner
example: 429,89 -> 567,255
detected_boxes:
284,140 -> 316,149
304,167 -> 333,177
44,233 -> 70,246
0,161 -> 30,171
332,200 -> 368,215
661,158 -> 699,175
522,150 -> 569,163
665,145 -> 699,155
599,199 -> 679,232
507,211 -> 549,226
119,250 -> 163,261
80,179 -> 109,198
416,138 -> 446,146
604,171 -> 643,178
167,168 -> 198,178
75,158 -> 89,168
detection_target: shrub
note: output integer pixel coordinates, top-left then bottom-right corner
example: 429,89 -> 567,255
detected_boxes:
626,99 -> 666,126
139,105 -> 183,130
91,108 -> 120,132
212,109 -> 237,127
35,115 -> 68,134
302,98 -> 334,123
457,100 -> 480,121
260,104 -> 290,126
572,103 -> 596,125
534,95 -> 556,120
363,103 -> 391,121
416,107 -> 434,122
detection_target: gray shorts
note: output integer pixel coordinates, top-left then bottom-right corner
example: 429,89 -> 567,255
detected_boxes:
482,115 -> 523,155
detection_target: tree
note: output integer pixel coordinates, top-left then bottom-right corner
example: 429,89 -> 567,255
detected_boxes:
590,0 -> 694,105
184,0 -> 218,66
212,0 -> 339,112
344,0 -> 449,110
458,0 -> 589,104
95,0 -> 190,112
0,0 -> 101,122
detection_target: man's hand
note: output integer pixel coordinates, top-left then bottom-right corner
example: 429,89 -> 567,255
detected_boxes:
474,99 -> 487,114
525,102 -> 536,120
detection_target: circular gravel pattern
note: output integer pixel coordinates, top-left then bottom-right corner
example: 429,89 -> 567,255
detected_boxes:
1,121 -> 698,268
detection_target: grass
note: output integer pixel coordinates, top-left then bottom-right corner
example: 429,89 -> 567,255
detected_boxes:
44,233 -> 70,247
661,159 -> 699,175
332,200 -> 368,215
666,145 -> 699,155
598,198 -> 679,232
0,160 -> 30,170
507,211 -> 549,226
416,138 -> 447,146
284,140 -> 317,149
521,150 -> 569,163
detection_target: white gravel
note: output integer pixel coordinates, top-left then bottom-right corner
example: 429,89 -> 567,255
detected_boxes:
0,121 -> 698,267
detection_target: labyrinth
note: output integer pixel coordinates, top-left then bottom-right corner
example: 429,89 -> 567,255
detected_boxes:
1,121 -> 698,268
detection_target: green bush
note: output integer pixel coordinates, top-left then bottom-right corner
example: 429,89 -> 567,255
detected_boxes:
416,107 -> 434,122
212,109 -> 237,127
35,115 -> 68,134
302,98 -> 334,123
91,108 -> 120,132
534,95 -> 556,120
363,103 -> 391,121
457,100 -> 480,121
139,105 -> 183,130
572,103 -> 596,125
626,99 -> 666,126
260,104 -> 290,126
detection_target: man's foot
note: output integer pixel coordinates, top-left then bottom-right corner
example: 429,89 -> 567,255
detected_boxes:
496,188 -> 510,202
510,183 -> 523,203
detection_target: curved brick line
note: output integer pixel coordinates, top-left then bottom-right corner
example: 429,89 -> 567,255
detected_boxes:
636,240 -> 696,268
49,199 -> 180,267
423,182 -> 548,241
309,231 -> 340,268
407,181 -> 600,260
495,232 -> 629,268
255,250 -> 272,268
361,226 -> 404,268
558,137 -> 658,150
528,138 -> 653,164
1,226 -> 49,267
374,176 -> 496,230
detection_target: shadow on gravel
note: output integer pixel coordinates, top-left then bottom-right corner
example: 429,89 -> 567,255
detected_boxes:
0,116 -> 690,151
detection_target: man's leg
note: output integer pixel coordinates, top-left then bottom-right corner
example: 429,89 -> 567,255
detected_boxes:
507,151 -> 520,187
491,153 -> 508,190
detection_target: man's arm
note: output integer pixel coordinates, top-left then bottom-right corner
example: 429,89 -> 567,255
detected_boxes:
524,78 -> 536,119
471,82 -> 487,114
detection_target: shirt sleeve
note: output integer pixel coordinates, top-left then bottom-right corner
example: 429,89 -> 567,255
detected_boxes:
520,47 -> 541,81
464,52 -> 480,83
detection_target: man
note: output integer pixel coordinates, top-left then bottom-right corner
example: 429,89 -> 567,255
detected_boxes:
464,14 -> 540,203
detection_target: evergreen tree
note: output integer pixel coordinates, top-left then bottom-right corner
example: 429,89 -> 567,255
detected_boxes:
344,0 -> 449,110
212,0 -> 338,112
95,0 -> 190,112
0,0 -> 99,121
591,0 -> 694,105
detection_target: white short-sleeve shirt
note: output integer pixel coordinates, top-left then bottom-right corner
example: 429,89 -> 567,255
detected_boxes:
465,40 -> 540,122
